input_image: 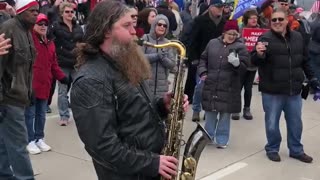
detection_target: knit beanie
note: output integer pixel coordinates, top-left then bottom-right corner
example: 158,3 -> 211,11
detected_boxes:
223,20 -> 239,32
15,0 -> 38,14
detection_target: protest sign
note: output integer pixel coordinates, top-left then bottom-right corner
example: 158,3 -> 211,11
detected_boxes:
242,28 -> 269,52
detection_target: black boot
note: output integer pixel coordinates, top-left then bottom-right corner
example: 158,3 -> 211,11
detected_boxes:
192,112 -> 200,122
231,113 -> 240,120
243,107 -> 253,120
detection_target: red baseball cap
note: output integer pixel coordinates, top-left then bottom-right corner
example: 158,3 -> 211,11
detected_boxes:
36,13 -> 49,24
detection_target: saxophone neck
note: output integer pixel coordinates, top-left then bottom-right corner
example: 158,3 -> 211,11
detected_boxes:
136,39 -> 186,59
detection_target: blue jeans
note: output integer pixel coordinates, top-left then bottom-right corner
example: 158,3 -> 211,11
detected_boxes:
58,67 -> 75,120
25,98 -> 48,142
0,105 -> 34,180
204,111 -> 231,145
262,93 -> 304,156
192,76 -> 204,112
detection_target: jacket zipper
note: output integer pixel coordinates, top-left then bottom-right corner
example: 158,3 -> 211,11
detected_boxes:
284,38 -> 292,95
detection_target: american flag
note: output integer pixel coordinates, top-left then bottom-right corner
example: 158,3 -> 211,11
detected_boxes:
310,0 -> 320,13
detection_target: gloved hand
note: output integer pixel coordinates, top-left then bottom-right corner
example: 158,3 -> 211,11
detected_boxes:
314,90 -> 320,101
228,52 -> 240,67
158,50 -> 168,61
60,76 -> 70,85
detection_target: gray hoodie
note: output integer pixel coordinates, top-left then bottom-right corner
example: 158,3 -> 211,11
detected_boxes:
141,15 -> 176,97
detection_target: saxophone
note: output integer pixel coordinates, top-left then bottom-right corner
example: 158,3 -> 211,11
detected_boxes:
137,39 -> 211,180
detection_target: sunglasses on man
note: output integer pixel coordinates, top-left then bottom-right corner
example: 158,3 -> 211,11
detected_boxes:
271,17 -> 285,23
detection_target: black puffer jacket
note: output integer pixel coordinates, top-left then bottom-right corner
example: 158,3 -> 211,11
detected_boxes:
188,12 -> 226,63
71,53 -> 167,180
51,19 -> 83,68
198,37 -> 249,113
251,28 -> 315,95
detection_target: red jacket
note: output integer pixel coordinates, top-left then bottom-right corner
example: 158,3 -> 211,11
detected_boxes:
32,32 -> 65,99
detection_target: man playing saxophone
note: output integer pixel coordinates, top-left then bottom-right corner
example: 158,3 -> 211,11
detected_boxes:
70,1 -> 188,180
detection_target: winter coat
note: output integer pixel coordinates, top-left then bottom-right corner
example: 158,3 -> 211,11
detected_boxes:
32,32 -> 65,100
51,18 -> 84,69
179,7 -> 193,51
309,19 -> 320,55
188,12 -> 226,63
171,9 -> 183,38
0,17 -> 36,107
141,15 -> 176,97
198,37 -> 249,113
71,53 -> 167,180
180,6 -> 192,25
251,28 -> 315,95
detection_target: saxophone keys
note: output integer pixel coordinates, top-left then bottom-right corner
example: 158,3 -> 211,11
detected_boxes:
180,172 -> 193,180
183,157 -> 197,170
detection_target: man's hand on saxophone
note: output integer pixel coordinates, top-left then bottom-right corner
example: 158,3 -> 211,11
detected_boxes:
159,155 -> 179,179
163,92 -> 189,112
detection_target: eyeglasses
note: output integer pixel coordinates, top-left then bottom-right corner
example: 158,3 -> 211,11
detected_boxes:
280,3 -> 289,6
131,14 -> 138,18
271,17 -> 285,22
226,32 -> 239,37
36,22 -> 48,27
64,10 -> 74,14
157,23 -> 167,28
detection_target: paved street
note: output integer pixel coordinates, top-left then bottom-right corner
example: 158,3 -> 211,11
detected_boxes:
31,85 -> 320,180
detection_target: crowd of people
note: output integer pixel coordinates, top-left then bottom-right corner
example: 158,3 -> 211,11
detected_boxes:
0,0 -> 320,179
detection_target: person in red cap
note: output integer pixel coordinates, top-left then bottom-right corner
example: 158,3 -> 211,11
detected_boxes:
197,20 -> 249,149
0,0 -> 39,179
24,13 -> 68,155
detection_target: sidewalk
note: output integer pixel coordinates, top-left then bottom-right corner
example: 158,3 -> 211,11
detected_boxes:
31,86 -> 320,180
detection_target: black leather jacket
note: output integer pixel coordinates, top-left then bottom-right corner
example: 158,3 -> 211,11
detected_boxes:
70,53 -> 167,180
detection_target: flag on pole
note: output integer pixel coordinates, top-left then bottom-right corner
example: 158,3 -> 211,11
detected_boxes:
230,0 -> 267,20
310,0 -> 320,13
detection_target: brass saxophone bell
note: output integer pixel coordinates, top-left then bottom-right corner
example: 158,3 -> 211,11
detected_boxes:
183,157 -> 197,169
180,172 -> 193,180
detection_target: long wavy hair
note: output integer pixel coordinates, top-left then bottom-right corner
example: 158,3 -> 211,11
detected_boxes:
137,8 -> 157,34
74,0 -> 130,68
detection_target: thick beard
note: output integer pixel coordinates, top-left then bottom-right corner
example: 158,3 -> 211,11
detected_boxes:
109,38 -> 151,86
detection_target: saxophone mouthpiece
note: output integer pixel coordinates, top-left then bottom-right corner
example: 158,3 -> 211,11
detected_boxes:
135,38 -> 155,47
135,38 -> 145,46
